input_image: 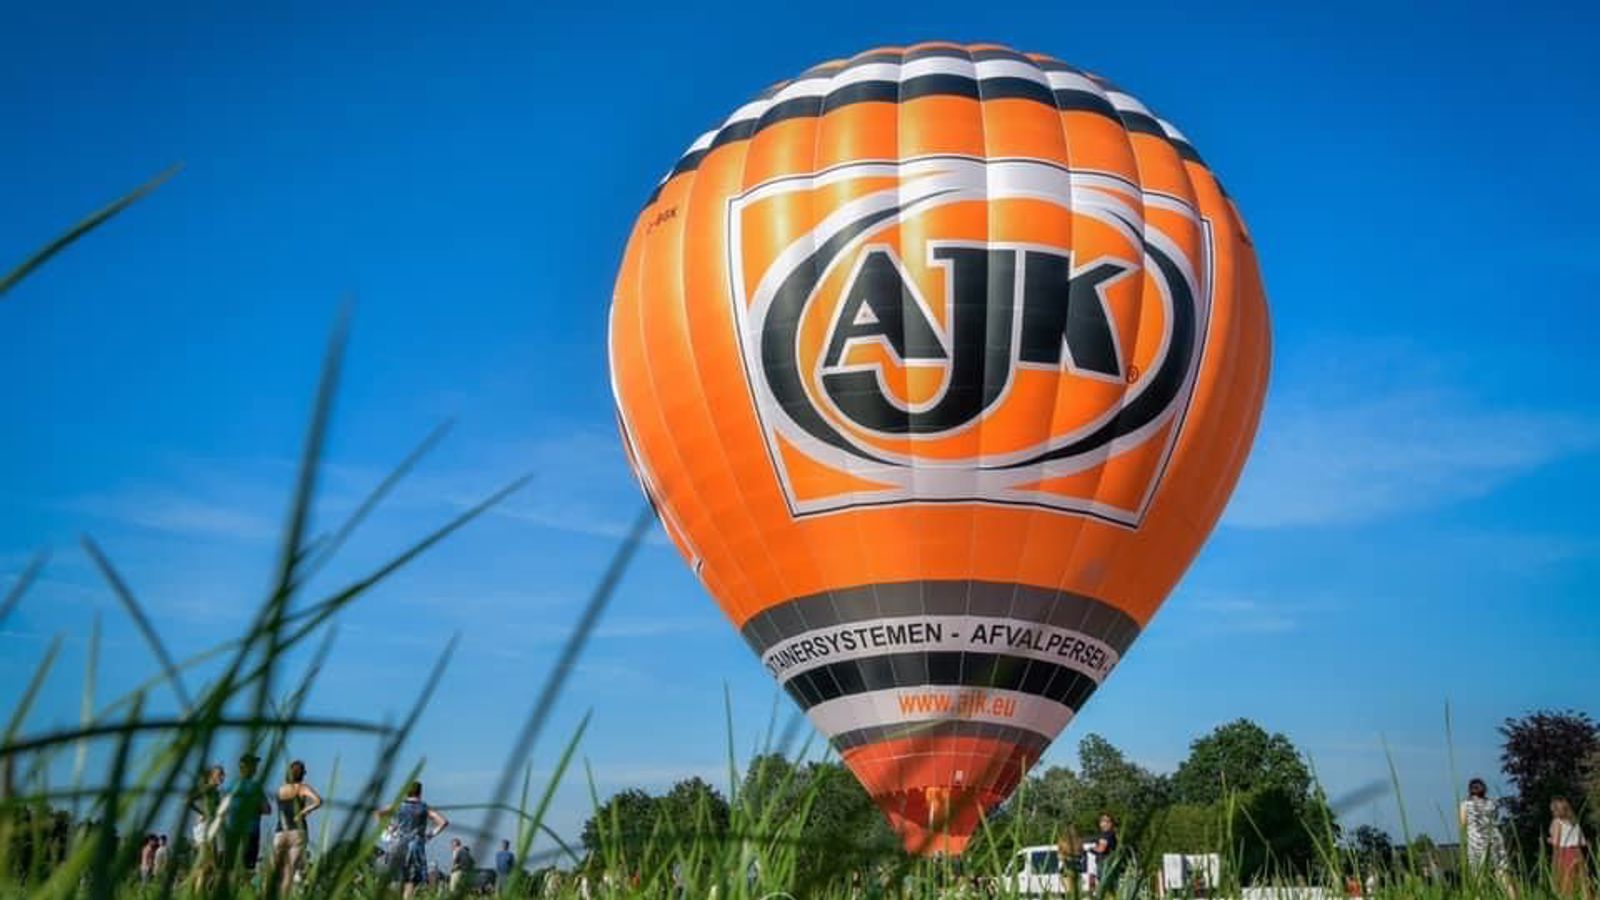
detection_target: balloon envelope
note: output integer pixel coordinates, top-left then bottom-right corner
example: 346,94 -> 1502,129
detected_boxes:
608,42 -> 1270,854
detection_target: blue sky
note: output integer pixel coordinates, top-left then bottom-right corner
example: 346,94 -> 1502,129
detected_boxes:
4,0 -> 1598,856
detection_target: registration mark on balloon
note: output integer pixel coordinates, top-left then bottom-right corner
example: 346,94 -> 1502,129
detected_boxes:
727,156 -> 1214,527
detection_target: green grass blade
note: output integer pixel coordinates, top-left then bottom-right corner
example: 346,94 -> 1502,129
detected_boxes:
724,682 -> 739,807
517,760 -> 533,853
2,635 -> 63,753
479,504 -> 654,845
522,711 -> 591,861
80,535 -> 194,711
296,419 -> 454,586
320,752 -> 341,859
251,305 -> 351,728
0,549 -> 47,627
71,613 -> 100,816
85,693 -> 143,900
311,636 -> 456,877
0,164 -> 180,299
279,472 -> 532,644
0,715 -> 392,758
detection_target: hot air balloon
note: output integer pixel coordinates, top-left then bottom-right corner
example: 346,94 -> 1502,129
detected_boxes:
608,42 -> 1270,855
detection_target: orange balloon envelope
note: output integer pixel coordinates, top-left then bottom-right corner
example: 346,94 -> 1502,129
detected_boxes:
609,42 -> 1270,855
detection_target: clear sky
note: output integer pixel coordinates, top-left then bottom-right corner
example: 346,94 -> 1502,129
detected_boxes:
4,0 -> 1598,859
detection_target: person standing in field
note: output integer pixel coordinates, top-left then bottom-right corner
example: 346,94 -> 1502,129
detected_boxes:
271,759 -> 324,895
225,753 -> 273,872
188,765 -> 226,892
376,781 -> 450,900
190,765 -> 226,847
449,837 -> 476,892
1460,777 -> 1517,898
495,839 -> 516,893
1057,824 -> 1084,891
447,839 -> 463,891
1089,813 -> 1120,894
138,834 -> 158,883
153,835 -> 170,876
1549,796 -> 1592,899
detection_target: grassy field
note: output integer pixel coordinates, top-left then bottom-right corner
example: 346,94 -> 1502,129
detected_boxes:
3,177 -> 1596,900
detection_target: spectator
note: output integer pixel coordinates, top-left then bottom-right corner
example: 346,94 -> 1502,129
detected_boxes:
376,781 -> 449,900
189,765 -> 226,848
450,837 -> 476,892
272,759 -> 324,895
224,752 -> 272,871
138,834 -> 158,883
1549,796 -> 1592,899
153,835 -> 170,876
495,840 -> 516,893
188,764 -> 227,892
1089,813 -> 1120,893
1460,777 -> 1516,898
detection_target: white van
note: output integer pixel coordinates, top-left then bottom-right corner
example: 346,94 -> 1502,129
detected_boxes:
993,844 -> 1097,897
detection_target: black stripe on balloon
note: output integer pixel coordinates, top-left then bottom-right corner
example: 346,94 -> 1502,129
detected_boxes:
1119,110 -> 1169,139
709,118 -> 758,151
830,720 -> 1053,753
780,651 -> 1100,712
822,80 -> 901,112
757,94 -> 825,130
666,148 -> 708,180
899,73 -> 981,101
1051,90 -> 1120,120
973,76 -> 1059,106
739,580 -> 1142,658
1171,139 -> 1204,164
641,71 -> 1198,205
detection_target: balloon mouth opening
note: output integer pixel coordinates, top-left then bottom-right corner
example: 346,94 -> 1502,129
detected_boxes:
877,786 -> 997,856
841,733 -> 1036,857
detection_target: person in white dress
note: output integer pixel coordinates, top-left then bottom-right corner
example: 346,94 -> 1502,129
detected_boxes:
1459,777 -> 1517,898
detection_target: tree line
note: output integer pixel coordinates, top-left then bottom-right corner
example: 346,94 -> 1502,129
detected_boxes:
577,710 -> 1599,889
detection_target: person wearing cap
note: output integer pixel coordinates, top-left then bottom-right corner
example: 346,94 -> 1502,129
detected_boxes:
223,752 -> 273,872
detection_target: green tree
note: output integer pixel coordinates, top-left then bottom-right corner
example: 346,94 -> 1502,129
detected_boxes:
1499,710 -> 1599,864
738,756 -> 902,892
1074,734 -> 1173,834
965,764 -> 1083,865
1169,720 -> 1332,881
1583,747 -> 1600,829
795,761 -> 899,880
1228,785 -> 1330,882
1017,765 -> 1084,839
580,787 -> 659,871
1345,824 -> 1394,873
969,735 -> 1172,880
1172,719 -> 1313,806
1145,803 -> 1225,857
1,801 -> 74,881
739,753 -> 805,821
658,776 -> 730,842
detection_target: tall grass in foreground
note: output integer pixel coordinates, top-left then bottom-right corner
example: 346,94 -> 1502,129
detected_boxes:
3,175 -> 1596,900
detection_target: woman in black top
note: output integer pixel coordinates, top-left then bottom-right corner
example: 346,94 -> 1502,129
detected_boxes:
1090,813 -> 1119,892
272,760 -> 323,895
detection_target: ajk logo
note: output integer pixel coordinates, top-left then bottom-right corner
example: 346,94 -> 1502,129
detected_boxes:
728,156 -> 1213,526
